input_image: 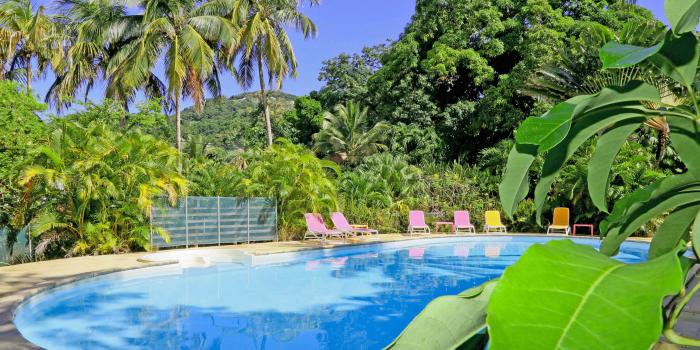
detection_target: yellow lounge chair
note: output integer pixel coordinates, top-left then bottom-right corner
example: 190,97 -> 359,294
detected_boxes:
484,210 -> 507,233
547,207 -> 570,235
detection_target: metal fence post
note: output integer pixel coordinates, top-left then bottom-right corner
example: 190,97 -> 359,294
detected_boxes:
274,197 -> 278,242
149,207 -> 153,250
217,196 -> 221,246
246,198 -> 250,244
185,196 -> 189,248
27,225 -> 33,261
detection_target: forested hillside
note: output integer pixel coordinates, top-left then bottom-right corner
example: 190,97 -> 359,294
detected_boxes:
180,91 -> 297,151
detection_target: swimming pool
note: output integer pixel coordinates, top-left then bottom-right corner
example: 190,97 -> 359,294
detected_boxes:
14,236 -> 649,350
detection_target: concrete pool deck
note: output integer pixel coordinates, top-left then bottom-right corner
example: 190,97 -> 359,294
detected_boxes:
0,233 -> 689,350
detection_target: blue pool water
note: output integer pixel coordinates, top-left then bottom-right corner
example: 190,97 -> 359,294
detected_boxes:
15,236 -> 648,350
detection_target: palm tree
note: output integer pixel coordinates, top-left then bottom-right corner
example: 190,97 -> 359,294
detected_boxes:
0,0 -> 63,91
107,0 -> 236,153
46,0 -> 160,114
313,101 -> 390,165
224,0 -> 318,147
340,171 -> 392,208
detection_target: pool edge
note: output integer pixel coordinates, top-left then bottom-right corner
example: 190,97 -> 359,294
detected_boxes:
0,233 -> 649,349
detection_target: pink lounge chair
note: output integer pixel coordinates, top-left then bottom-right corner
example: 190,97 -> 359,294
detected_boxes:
408,210 -> 431,235
409,247 -> 425,259
305,260 -> 321,271
454,211 -> 476,234
303,213 -> 345,241
453,245 -> 471,258
331,212 -> 379,238
330,256 -> 348,268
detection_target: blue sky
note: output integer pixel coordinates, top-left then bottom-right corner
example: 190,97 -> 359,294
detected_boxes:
31,0 -> 668,113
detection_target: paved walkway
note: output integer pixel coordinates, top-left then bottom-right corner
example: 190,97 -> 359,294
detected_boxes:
0,233 -> 689,350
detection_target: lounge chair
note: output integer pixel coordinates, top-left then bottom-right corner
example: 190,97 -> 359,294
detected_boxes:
454,210 -> 476,234
331,212 -> 379,238
408,210 -> 431,235
408,247 -> 425,259
303,213 -> 346,241
484,210 -> 507,233
547,207 -> 571,235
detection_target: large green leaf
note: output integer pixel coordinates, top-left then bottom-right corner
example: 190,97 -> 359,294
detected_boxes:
501,82 -> 660,220
648,32 -> 700,87
498,144 -> 537,217
533,112 -> 649,223
599,42 -> 663,69
515,100 -> 579,152
487,240 -> 684,350
514,82 -> 658,153
648,204 -> 699,259
692,209 -> 700,260
665,0 -> 700,35
385,280 -> 498,350
588,119 -> 644,212
601,173 -> 700,255
668,115 -> 700,178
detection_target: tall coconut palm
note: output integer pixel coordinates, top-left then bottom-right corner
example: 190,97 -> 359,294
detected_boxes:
107,0 -> 236,153
0,0 -> 63,91
46,0 -> 162,114
225,0 -> 318,147
313,101 -> 390,165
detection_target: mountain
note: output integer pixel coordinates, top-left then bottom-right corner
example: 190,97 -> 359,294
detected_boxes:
181,91 -> 296,151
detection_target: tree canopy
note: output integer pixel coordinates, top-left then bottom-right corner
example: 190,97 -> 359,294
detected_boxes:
310,0 -> 661,161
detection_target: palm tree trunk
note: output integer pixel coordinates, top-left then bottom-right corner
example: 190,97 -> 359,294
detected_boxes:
257,54 -> 273,147
654,128 -> 668,168
175,94 -> 183,172
25,59 -> 31,92
175,95 -> 182,152
120,101 -> 129,128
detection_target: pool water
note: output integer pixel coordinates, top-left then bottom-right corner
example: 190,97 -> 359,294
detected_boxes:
14,236 -> 648,350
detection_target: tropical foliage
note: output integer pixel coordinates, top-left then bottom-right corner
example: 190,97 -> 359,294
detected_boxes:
0,80 -> 46,248
235,139 -> 339,240
0,0 -> 63,90
22,117 -> 186,257
109,0 -> 236,152
313,101 -> 389,165
391,0 -> 700,348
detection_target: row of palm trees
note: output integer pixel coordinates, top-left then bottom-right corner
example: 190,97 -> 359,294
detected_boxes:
0,0 -> 317,151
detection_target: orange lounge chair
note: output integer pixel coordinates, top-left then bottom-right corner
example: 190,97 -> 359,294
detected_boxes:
547,207 -> 571,235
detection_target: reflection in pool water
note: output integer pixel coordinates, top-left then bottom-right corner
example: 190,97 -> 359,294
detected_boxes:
15,236 -> 648,350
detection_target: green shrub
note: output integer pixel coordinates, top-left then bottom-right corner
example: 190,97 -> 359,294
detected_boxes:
21,119 -> 186,257
237,139 -> 340,240
0,81 -> 47,248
